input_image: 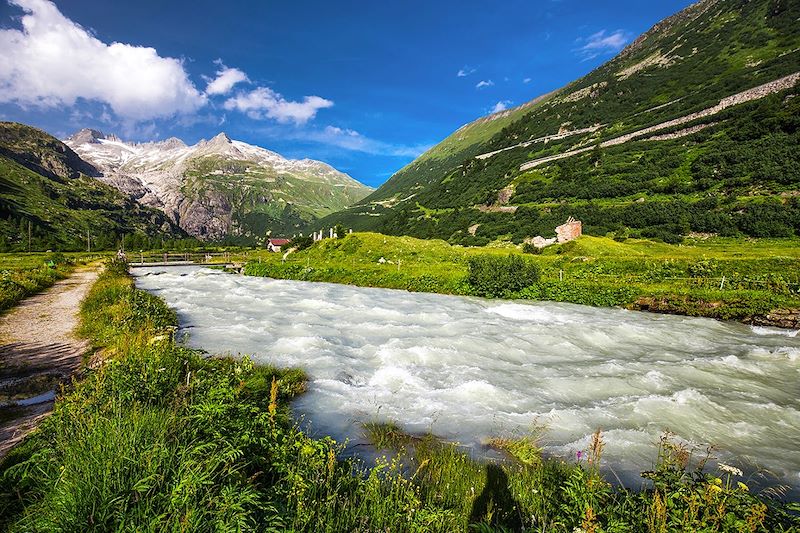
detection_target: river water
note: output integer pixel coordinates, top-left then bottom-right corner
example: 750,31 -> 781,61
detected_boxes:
134,267 -> 800,493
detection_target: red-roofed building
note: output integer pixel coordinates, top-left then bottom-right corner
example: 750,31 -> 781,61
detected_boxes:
267,238 -> 291,252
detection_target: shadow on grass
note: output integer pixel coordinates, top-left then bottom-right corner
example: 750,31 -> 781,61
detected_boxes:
469,463 -> 522,531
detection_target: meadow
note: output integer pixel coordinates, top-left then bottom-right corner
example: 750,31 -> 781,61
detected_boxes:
244,233 -> 800,325
0,252 -> 106,313
0,260 -> 797,531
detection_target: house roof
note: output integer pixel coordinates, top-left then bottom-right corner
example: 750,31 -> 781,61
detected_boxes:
268,238 -> 291,245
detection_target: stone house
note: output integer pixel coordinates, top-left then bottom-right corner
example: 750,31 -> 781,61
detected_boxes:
267,238 -> 291,252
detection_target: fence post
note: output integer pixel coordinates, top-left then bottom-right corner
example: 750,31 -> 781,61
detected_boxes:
559,270 -> 563,282
719,275 -> 725,290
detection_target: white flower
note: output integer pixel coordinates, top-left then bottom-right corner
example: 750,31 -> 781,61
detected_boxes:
718,463 -> 743,476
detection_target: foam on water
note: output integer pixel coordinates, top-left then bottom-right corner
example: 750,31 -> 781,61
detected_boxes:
135,267 -> 800,492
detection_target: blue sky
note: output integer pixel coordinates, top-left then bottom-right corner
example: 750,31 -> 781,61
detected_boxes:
0,0 -> 693,187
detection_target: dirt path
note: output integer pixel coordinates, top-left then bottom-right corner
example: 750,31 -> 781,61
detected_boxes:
0,267 -> 99,457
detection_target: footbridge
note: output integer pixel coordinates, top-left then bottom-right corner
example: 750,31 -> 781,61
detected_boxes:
128,252 -> 242,269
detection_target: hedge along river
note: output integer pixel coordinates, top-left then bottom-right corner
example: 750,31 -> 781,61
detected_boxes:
134,266 -> 800,494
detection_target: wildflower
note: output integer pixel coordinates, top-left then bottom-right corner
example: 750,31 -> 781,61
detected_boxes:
737,481 -> 749,492
576,450 -> 583,460
718,463 -> 743,476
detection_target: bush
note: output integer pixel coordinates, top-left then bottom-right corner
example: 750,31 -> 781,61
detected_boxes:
104,257 -> 129,276
467,255 -> 540,298
292,235 -> 314,251
522,242 -> 543,254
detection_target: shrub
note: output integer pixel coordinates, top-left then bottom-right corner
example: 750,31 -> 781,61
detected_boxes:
292,235 -> 314,251
522,242 -> 543,254
104,257 -> 129,276
467,255 -> 540,298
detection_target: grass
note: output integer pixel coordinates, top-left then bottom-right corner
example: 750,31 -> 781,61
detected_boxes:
0,252 -> 102,313
243,232 -> 800,326
0,260 -> 797,531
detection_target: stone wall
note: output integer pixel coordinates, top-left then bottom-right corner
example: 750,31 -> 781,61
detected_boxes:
556,217 -> 582,243
525,217 -> 582,249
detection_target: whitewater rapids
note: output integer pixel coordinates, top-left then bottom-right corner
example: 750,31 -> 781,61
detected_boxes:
135,267 -> 800,493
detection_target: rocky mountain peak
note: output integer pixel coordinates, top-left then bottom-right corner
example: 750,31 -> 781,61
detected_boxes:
158,137 -> 188,150
66,128 -> 123,145
66,128 -> 107,145
207,132 -> 232,146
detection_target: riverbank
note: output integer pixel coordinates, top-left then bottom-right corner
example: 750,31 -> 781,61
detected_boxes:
0,261 -> 796,531
243,233 -> 800,328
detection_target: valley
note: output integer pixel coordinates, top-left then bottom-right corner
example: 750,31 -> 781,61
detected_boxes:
0,0 -> 798,531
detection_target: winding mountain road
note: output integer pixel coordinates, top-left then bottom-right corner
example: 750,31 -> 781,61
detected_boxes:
515,71 -> 800,171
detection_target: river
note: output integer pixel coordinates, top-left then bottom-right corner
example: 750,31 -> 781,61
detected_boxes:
134,266 -> 800,494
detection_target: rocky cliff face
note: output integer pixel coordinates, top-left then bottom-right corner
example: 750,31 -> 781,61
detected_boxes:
65,130 -> 372,241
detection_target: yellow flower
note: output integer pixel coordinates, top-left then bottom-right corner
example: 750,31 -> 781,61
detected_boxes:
737,481 -> 749,492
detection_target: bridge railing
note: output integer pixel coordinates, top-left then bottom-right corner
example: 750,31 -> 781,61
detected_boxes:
129,252 -> 234,265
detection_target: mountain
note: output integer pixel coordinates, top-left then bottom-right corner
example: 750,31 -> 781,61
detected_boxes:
320,0 -> 800,244
65,130 -> 373,242
0,122 -> 187,251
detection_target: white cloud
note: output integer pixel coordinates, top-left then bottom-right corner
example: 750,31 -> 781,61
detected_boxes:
309,125 -> 431,157
205,63 -> 249,96
523,77 -> 532,84
490,100 -> 513,113
457,66 -> 476,77
0,0 -> 206,121
475,80 -> 494,89
324,125 -> 360,137
223,87 -> 333,125
576,29 -> 630,60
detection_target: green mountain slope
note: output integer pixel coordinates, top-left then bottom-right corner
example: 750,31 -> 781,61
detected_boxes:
0,123 -> 188,251
320,0 -> 800,244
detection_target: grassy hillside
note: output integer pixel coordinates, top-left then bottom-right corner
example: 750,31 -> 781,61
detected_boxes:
318,0 -> 800,245
245,232 -> 800,325
0,123 -> 188,251
182,155 -> 372,242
